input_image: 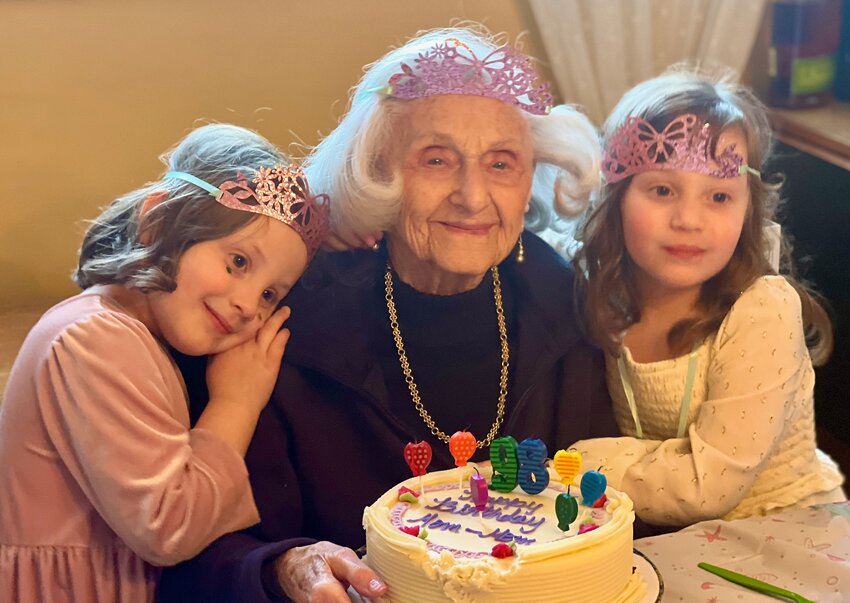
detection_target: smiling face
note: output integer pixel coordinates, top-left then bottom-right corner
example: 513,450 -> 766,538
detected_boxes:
386,94 -> 534,294
144,216 -> 308,356
620,128 -> 751,305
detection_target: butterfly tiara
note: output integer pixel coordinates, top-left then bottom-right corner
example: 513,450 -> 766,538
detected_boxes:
377,38 -> 553,115
602,113 -> 761,183
166,164 -> 330,258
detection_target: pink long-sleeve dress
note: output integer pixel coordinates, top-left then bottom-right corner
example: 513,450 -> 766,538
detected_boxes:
0,293 -> 260,602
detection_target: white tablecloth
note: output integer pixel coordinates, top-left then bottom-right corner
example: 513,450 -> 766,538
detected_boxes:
635,502 -> 850,602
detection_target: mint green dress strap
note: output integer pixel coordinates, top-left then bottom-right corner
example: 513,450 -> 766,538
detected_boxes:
676,346 -> 701,438
617,353 -> 643,439
617,345 -> 700,440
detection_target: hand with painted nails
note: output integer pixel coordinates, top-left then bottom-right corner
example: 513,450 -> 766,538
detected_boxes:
275,541 -> 388,603
197,305 -> 292,455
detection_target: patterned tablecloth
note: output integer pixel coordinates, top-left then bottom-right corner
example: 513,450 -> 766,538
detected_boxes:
635,502 -> 850,602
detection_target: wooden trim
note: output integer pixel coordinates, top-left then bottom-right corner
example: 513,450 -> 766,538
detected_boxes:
769,104 -> 850,171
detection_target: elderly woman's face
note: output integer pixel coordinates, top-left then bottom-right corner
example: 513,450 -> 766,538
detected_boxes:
387,95 -> 534,292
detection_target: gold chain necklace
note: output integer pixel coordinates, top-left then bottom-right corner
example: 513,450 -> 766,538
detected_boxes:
384,263 -> 509,448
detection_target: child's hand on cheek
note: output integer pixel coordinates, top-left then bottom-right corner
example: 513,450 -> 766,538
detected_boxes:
205,305 -> 292,416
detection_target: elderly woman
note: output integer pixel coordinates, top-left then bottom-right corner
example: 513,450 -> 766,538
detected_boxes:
160,26 -> 617,603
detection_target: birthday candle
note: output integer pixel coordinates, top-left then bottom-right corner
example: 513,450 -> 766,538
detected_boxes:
553,448 -> 582,486
404,441 -> 432,495
469,468 -> 489,512
449,431 -> 476,493
489,436 -> 519,493
516,438 -> 549,495
580,467 -> 607,507
448,431 -> 476,467
556,485 -> 579,531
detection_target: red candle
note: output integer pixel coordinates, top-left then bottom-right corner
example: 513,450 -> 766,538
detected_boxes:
403,441 -> 432,476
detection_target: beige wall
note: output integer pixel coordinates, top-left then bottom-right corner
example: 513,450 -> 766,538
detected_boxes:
0,0 -> 549,309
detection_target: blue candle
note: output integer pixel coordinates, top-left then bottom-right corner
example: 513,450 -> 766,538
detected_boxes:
516,437 -> 549,495
580,467 -> 607,507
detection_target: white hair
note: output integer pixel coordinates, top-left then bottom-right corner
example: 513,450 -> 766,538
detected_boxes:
303,26 -> 600,251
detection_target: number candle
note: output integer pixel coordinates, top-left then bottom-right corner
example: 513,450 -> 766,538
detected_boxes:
516,437 -> 549,495
489,436 -> 519,493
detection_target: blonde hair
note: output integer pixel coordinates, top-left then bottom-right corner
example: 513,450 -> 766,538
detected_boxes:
302,24 -> 600,247
74,124 -> 285,291
573,67 -> 832,364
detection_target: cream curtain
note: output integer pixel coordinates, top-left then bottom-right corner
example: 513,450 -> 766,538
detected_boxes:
529,0 -> 770,125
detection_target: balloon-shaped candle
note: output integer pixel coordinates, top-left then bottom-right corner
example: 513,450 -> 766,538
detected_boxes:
448,431 -> 476,467
555,485 -> 579,531
404,441 -> 432,476
553,448 -> 582,486
449,431 -> 477,493
404,440 -> 432,495
580,467 -> 607,507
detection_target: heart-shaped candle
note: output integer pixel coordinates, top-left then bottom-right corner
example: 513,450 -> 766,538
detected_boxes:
448,431 -> 476,467
404,441 -> 432,476
553,449 -> 582,485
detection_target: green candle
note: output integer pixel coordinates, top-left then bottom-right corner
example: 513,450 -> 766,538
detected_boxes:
556,487 -> 579,531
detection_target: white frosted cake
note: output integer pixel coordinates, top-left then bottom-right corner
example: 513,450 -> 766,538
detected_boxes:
363,466 -> 646,602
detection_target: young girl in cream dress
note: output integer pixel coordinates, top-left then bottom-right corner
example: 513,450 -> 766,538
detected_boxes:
571,69 -> 844,527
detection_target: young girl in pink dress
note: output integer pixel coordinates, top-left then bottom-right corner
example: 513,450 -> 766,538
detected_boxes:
0,123 -> 329,601
571,69 -> 844,527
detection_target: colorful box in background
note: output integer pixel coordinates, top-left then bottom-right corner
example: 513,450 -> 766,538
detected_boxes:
768,0 -> 843,108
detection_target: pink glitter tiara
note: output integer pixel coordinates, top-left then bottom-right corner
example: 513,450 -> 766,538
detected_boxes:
383,38 -> 553,115
166,164 -> 330,258
602,113 -> 759,183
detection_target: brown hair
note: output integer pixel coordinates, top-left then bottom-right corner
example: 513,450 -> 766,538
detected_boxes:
74,124 -> 285,292
573,67 -> 832,364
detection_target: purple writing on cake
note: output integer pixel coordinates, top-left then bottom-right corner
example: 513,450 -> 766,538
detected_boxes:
406,512 -> 462,533
459,491 -> 545,514
465,527 -> 536,545
424,494 -> 546,534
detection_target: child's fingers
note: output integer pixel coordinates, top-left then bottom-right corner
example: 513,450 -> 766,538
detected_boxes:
267,327 -> 291,363
257,306 -> 291,349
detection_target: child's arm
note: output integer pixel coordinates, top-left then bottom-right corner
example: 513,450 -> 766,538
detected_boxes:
37,310 -> 259,566
573,277 -> 808,525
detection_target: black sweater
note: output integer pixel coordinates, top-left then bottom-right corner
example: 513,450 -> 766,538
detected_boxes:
160,233 -> 618,602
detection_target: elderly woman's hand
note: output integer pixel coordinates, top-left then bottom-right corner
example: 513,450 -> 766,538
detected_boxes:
274,541 -> 388,602
322,230 -> 383,252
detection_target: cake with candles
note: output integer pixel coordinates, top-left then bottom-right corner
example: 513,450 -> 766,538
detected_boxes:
362,435 -> 646,603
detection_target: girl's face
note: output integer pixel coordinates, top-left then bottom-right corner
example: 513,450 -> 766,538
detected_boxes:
145,217 -> 308,356
620,128 -> 751,304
